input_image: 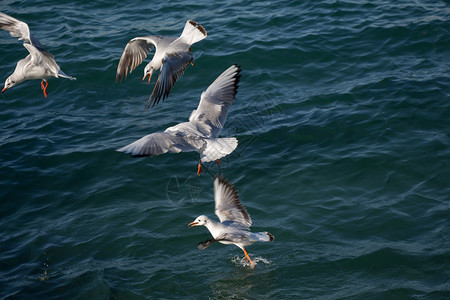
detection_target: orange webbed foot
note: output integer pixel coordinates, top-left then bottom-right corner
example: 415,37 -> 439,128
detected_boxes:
41,81 -> 48,98
197,162 -> 203,176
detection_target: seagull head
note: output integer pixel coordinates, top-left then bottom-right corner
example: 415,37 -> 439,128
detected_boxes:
142,65 -> 154,83
2,76 -> 19,93
189,215 -> 209,227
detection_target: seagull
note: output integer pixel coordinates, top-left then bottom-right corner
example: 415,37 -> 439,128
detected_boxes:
116,20 -> 207,109
0,12 -> 76,97
189,176 -> 274,269
117,64 -> 241,175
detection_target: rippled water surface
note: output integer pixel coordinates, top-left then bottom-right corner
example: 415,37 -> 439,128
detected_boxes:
1,0 -> 449,299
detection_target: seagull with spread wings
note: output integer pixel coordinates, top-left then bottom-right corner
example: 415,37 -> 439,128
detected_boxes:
117,64 -> 241,175
116,20 -> 207,109
0,12 -> 76,97
189,176 -> 274,269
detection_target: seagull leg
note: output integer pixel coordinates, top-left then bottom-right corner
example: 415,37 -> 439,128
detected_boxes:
41,80 -> 48,98
197,161 -> 203,176
216,159 -> 221,167
242,247 -> 255,269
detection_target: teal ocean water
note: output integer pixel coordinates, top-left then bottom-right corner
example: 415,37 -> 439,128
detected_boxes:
1,0 -> 449,299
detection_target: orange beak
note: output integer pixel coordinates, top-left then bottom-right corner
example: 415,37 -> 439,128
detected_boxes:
1,87 -> 7,93
188,221 -> 199,228
143,73 -> 152,83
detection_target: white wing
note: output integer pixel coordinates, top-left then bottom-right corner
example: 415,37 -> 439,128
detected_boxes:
189,64 -> 241,138
116,130 -> 204,157
146,51 -> 194,108
116,36 -> 161,82
23,43 -> 58,73
0,12 -> 42,48
214,176 -> 252,228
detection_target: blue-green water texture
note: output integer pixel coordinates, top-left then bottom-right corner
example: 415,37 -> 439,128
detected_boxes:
1,1 -> 449,299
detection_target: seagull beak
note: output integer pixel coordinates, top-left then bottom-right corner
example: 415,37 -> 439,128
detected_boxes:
1,87 -> 7,93
143,73 -> 151,83
188,221 -> 199,228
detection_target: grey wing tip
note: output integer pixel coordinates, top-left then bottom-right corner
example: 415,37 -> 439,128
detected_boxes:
115,65 -> 128,82
145,92 -> 165,110
116,146 -> 148,158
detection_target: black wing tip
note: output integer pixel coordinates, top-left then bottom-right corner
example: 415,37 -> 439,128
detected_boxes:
125,153 -> 152,158
215,175 -> 241,201
231,64 -> 242,96
215,174 -> 231,186
215,175 -> 236,193
197,238 -> 216,250
117,150 -> 154,158
214,175 -> 252,224
215,175 -> 239,191
267,232 -> 275,242
130,154 -> 152,158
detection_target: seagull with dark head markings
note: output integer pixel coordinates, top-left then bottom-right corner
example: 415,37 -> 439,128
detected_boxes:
0,12 -> 76,98
116,20 -> 207,109
117,64 -> 241,175
189,176 -> 274,269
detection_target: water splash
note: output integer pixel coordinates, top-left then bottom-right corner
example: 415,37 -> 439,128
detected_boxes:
231,254 -> 272,268
38,262 -> 49,282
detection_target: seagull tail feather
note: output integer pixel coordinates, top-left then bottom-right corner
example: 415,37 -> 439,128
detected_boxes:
250,232 -> 275,243
200,137 -> 238,162
180,20 -> 207,45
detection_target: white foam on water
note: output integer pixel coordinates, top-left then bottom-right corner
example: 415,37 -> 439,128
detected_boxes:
231,254 -> 272,268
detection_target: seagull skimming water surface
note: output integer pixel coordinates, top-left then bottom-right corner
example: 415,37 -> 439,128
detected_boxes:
189,176 -> 274,269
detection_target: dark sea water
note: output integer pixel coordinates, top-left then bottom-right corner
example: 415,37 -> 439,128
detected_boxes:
1,0 -> 449,299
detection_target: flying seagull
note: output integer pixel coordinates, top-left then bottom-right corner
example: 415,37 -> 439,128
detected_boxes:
116,20 -> 207,109
0,12 -> 76,97
117,64 -> 241,175
189,176 -> 274,269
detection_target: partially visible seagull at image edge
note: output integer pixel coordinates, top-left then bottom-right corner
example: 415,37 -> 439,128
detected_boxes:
117,64 -> 241,176
0,12 -> 76,98
189,176 -> 275,269
116,20 -> 207,109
